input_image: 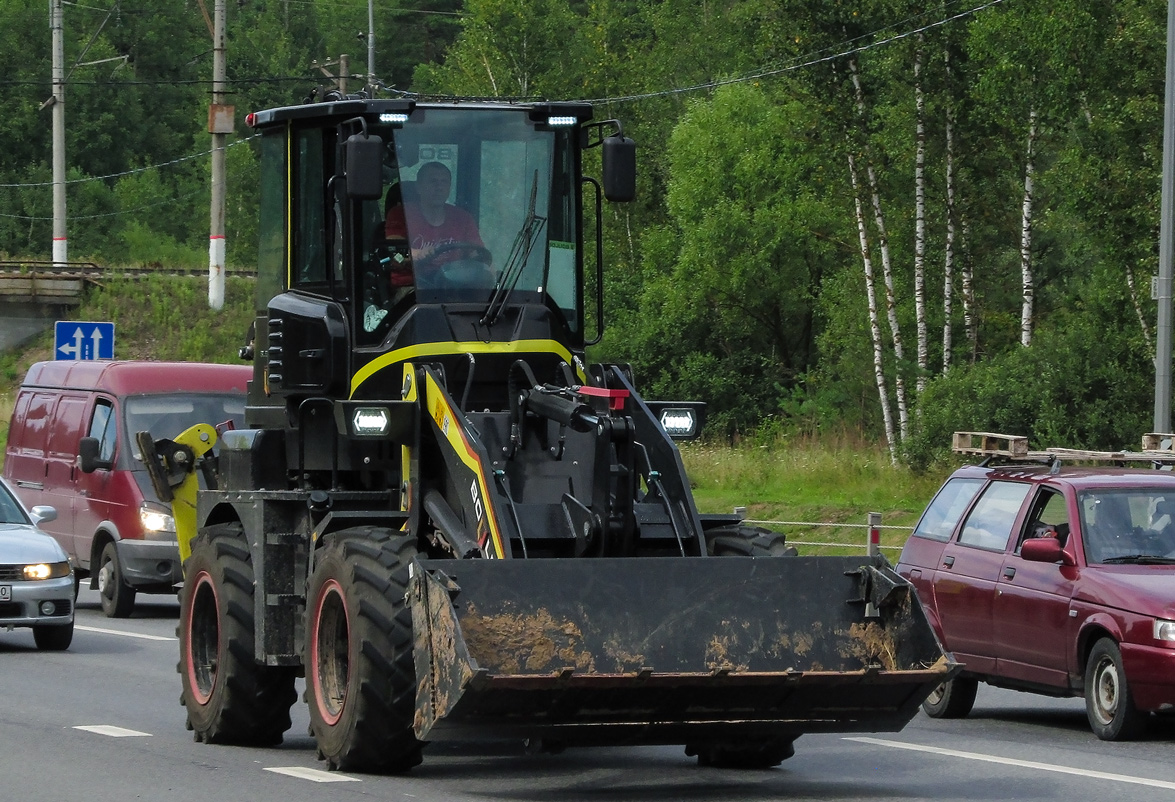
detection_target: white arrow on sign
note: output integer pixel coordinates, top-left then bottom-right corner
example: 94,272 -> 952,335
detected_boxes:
91,327 -> 103,358
57,327 -> 84,359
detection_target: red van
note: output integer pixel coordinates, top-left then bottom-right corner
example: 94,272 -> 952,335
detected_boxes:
3,361 -> 250,617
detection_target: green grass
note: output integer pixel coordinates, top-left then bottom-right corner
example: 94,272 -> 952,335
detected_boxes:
682,433 -> 954,556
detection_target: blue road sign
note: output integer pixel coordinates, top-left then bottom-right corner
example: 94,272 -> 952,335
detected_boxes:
55,321 -> 115,360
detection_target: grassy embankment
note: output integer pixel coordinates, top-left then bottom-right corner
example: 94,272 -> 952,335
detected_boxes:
0,273 -> 954,556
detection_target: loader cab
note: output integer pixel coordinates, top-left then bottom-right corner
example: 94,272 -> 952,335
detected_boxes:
249,99 -> 633,407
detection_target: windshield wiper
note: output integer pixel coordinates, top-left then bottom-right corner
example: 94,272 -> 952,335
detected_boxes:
1100,554 -> 1175,565
482,170 -> 547,327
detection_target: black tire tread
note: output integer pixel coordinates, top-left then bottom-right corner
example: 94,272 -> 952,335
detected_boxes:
306,526 -> 422,773
178,522 -> 297,746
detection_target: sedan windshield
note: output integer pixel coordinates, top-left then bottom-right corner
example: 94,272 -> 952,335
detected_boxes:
0,484 -> 29,525
1078,489 -> 1175,563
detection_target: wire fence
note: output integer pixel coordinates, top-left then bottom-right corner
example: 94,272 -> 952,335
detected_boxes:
739,512 -> 914,557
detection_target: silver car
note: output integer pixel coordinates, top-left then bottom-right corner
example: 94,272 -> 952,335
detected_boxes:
0,478 -> 74,650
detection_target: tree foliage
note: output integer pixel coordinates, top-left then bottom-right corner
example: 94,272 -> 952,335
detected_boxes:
1,0 -> 1169,460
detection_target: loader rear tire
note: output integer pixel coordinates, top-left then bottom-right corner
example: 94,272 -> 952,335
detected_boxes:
705,524 -> 796,558
687,736 -> 797,769
692,525 -> 797,768
305,527 -> 423,773
178,523 -> 298,745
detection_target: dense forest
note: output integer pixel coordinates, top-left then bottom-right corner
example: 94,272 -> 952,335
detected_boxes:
0,0 -> 1167,464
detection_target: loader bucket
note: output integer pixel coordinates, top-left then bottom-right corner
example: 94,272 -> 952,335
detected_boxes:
409,554 -> 957,746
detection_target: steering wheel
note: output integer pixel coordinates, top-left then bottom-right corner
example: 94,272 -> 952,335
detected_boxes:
415,242 -> 496,290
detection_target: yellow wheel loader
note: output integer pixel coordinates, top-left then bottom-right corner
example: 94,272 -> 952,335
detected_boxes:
142,93 -> 957,773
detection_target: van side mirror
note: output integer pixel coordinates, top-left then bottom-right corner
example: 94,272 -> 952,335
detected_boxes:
79,436 -> 113,473
602,134 -> 636,202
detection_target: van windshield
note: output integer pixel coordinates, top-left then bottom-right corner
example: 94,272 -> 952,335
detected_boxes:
124,394 -> 246,445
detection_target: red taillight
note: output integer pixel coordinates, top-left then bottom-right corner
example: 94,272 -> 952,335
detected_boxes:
245,112 -> 256,128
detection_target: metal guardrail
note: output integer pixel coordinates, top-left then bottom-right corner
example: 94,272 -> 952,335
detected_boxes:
739,510 -> 913,554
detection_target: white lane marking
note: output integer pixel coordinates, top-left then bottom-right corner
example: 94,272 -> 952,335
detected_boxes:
74,725 -> 151,737
76,625 -> 174,642
847,736 -> 1175,791
264,767 -> 361,783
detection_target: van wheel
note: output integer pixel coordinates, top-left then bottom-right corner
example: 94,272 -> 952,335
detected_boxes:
97,541 -> 136,618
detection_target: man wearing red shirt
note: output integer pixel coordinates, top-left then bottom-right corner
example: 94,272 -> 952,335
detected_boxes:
385,161 -> 486,266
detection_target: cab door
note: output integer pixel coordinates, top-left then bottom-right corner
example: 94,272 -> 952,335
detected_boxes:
993,487 -> 1080,689
932,480 -> 1031,674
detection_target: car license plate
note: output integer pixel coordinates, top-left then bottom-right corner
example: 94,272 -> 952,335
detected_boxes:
0,585 -> 9,602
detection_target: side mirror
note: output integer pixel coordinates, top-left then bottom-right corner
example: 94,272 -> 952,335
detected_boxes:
345,132 -> 384,200
78,436 -> 113,473
1021,536 -> 1074,566
602,134 -> 636,202
30,505 -> 58,526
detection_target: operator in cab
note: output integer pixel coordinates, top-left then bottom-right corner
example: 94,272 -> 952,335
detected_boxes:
385,161 -> 487,268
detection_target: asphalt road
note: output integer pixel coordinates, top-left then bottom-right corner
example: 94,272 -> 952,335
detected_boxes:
2,588 -> 1173,802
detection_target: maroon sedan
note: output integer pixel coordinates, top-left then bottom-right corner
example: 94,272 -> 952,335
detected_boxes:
897,458 -> 1175,740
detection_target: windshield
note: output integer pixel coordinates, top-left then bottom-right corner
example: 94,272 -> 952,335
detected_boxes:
355,109 -> 579,344
1078,489 -> 1175,563
124,394 -> 247,448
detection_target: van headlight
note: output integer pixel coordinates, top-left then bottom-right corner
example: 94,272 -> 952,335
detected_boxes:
1155,619 -> 1175,643
140,505 -> 176,534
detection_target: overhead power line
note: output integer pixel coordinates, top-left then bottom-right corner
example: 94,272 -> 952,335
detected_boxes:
0,134 -> 258,189
578,0 -> 1006,105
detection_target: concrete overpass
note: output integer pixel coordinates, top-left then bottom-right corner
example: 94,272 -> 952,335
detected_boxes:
0,261 -> 92,351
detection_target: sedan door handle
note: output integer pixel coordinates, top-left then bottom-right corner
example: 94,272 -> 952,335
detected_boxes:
1003,566 -> 1016,579
942,555 -> 955,568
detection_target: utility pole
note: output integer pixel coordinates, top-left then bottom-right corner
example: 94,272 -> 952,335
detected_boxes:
312,55 -> 350,94
367,0 -> 375,93
50,0 -> 67,266
1157,0 -> 1175,432
207,0 -> 231,310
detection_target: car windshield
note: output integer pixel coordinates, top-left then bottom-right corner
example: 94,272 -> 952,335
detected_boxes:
1078,489 -> 1175,563
124,393 -> 246,444
0,483 -> 30,525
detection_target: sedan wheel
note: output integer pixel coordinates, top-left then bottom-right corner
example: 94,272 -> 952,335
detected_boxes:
1084,639 -> 1146,740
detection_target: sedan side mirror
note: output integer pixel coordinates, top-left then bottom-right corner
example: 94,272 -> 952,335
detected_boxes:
1021,536 -> 1075,566
30,505 -> 58,526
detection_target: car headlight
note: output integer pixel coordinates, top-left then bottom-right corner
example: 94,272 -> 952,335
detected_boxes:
1155,619 -> 1175,643
23,561 -> 71,580
140,505 -> 176,534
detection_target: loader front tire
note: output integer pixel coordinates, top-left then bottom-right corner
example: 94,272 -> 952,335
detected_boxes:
178,523 -> 297,745
305,527 -> 423,773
